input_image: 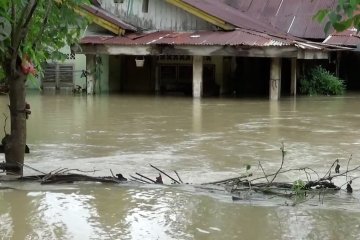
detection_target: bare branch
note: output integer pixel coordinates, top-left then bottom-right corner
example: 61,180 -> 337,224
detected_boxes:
11,0 -> 38,63
16,161 -> 46,175
258,161 -> 269,183
32,1 -> 53,50
150,164 -> 180,184
346,154 -> 352,182
136,172 -> 157,183
323,159 -> 339,179
269,142 -> 286,184
174,170 -> 183,183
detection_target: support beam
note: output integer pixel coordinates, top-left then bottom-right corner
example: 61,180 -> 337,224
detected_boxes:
270,58 -> 281,100
86,54 -> 96,95
193,56 -> 203,98
290,58 -> 297,96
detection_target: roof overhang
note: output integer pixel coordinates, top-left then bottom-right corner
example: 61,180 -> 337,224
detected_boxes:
76,4 -> 137,35
76,30 -> 331,59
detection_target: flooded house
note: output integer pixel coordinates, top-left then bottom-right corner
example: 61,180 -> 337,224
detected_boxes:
45,0 -> 357,99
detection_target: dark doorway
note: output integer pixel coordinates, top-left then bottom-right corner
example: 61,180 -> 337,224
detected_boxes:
232,57 -> 270,97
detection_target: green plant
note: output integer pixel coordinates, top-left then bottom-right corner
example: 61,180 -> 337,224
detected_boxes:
292,179 -> 306,196
300,66 -> 345,96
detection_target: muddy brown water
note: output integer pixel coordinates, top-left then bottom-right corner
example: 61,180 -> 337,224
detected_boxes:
1,93 -> 360,239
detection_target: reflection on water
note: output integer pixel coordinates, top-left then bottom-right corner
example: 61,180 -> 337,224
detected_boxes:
1,93 -> 360,239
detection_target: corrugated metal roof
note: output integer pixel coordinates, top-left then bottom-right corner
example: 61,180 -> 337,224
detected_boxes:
323,29 -> 360,47
177,0 -> 284,35
80,29 -> 325,49
81,5 -> 137,32
219,0 -> 337,39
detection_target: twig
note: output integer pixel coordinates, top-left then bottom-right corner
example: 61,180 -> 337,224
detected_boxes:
346,154 -> 352,182
130,175 -> 152,184
174,170 -> 183,183
150,164 -> 180,184
323,159 -> 339,179
136,172 -> 157,183
110,169 -> 116,178
269,142 -> 286,184
319,165 -> 360,181
202,173 -> 252,185
17,162 -> 46,175
57,168 -> 98,175
258,161 -> 269,183
340,177 -> 360,189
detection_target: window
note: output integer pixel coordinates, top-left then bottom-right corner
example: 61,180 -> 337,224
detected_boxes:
66,52 -> 75,60
42,63 -> 74,89
142,0 -> 149,13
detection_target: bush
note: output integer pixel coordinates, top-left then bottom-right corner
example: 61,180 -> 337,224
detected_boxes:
300,66 -> 345,95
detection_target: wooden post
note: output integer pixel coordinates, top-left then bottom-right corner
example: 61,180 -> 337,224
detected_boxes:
270,58 -> 281,100
290,58 -> 297,96
86,54 -> 96,95
193,56 -> 203,98
335,52 -> 341,78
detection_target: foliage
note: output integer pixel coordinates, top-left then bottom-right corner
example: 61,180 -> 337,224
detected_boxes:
0,0 -> 89,79
300,66 -> 346,96
314,0 -> 360,33
292,179 -> 306,195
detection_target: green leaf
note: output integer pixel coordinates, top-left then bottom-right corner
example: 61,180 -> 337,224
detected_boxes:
350,0 -> 359,8
324,21 -> 332,34
333,18 -> 353,31
0,17 -> 11,41
313,9 -> 330,22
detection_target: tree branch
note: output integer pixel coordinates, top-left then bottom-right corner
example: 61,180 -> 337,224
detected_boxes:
10,0 -> 16,46
11,0 -> 38,66
32,1 -> 53,50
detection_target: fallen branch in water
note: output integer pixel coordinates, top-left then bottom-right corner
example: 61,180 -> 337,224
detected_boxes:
150,164 -> 180,184
0,144 -> 359,206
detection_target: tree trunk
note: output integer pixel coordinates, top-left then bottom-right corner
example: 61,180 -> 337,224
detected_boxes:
4,72 -> 27,175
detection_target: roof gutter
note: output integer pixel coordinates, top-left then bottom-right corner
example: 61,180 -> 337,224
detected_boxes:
54,0 -> 126,35
75,5 -> 126,35
166,0 -> 235,31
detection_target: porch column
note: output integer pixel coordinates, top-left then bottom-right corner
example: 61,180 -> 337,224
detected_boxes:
86,54 -> 96,95
269,58 -> 281,100
193,56 -> 203,98
290,58 -> 297,96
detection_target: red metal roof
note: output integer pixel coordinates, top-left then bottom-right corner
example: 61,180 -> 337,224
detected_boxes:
218,0 -> 337,39
80,29 -> 327,49
323,29 -> 360,47
180,0 -> 284,36
81,4 -> 137,32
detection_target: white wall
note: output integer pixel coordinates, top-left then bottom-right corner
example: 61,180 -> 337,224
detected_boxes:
26,46 -> 87,90
102,0 -> 214,31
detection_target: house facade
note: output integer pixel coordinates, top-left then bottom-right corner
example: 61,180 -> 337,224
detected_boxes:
46,0 -> 356,99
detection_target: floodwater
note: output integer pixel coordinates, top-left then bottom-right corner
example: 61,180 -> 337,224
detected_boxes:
1,93 -> 360,240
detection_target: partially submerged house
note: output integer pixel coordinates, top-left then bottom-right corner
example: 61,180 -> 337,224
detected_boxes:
65,0 -> 356,99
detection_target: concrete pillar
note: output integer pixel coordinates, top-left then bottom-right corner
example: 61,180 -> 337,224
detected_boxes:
192,99 -> 202,133
269,58 -> 281,100
290,58 -> 297,96
86,54 -> 96,95
193,56 -> 203,98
